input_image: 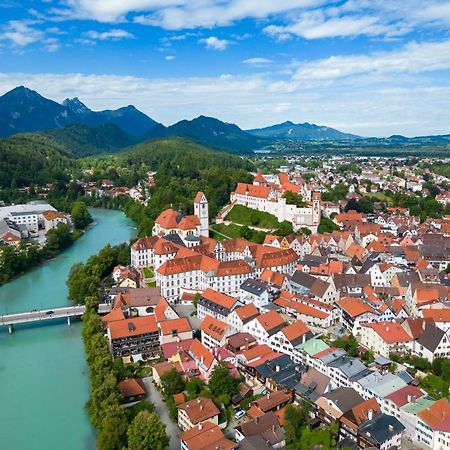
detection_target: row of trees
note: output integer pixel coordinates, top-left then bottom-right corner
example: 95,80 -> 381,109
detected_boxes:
82,296 -> 169,450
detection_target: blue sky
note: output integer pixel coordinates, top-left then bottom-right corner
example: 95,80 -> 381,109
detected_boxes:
1,1 -> 450,136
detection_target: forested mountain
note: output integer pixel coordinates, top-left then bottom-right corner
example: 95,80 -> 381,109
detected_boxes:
0,133 -> 74,188
247,121 -> 360,140
46,123 -> 139,156
0,86 -> 160,137
145,115 -> 269,153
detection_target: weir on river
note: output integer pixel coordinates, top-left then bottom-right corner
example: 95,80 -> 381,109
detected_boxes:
0,209 -> 136,450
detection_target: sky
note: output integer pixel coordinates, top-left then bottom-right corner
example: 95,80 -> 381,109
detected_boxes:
1,1 -> 450,137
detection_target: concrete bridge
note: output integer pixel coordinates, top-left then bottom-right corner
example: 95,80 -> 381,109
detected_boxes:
0,303 -> 111,333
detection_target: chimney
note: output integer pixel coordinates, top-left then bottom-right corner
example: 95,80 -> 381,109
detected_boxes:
388,424 -> 393,432
197,398 -> 201,404
198,423 -> 202,431
368,409 -> 373,421
407,394 -> 412,403
422,320 -> 426,331
267,393 -> 270,400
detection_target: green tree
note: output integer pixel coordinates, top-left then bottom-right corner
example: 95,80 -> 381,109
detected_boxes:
208,362 -> 240,399
318,217 -> 339,234
283,191 -> 307,207
127,411 -> 169,450
284,402 -> 310,448
160,369 -> 185,395
96,411 -> 129,450
71,200 -> 93,229
186,377 -> 204,400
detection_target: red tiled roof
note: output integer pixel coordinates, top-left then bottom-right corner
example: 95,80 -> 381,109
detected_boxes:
201,288 -> 237,309
422,309 -> 450,323
200,315 -> 228,342
155,208 -> 200,230
118,378 -> 145,398
109,315 -> 158,339
385,385 -> 425,408
418,399 -> 450,432
337,297 -> 377,318
363,322 -> 412,343
234,304 -> 260,323
256,310 -> 285,332
281,320 -> 310,342
190,339 -> 215,369
177,397 -> 220,424
159,318 -> 192,336
234,183 -> 271,199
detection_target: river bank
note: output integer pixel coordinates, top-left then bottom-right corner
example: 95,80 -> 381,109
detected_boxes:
0,209 -> 136,450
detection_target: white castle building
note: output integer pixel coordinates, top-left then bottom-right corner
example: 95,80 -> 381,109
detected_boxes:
229,171 -> 321,233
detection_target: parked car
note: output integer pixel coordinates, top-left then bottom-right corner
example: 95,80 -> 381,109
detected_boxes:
45,310 -> 54,315
234,409 -> 245,420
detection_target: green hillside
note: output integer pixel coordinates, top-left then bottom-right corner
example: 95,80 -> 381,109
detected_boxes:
46,123 -> 139,156
118,137 -> 255,217
0,133 -> 74,188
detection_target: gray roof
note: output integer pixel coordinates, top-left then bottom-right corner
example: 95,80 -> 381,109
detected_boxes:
238,436 -> 272,450
417,323 -> 445,353
324,387 -> 364,414
240,278 -> 269,296
290,271 -> 331,297
237,412 -> 285,446
333,273 -> 371,290
358,413 -> 405,445
328,356 -> 370,381
317,348 -> 347,364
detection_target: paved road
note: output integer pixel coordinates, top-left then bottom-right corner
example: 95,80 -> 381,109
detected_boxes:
142,376 -> 180,450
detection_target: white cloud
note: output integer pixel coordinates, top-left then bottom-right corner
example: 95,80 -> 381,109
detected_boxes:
2,68 -> 450,137
243,57 -> 273,65
199,36 -> 230,51
1,20 -> 43,46
85,29 -> 135,41
165,55 -> 175,60
293,40 -> 450,80
43,37 -> 60,52
51,0 -> 323,27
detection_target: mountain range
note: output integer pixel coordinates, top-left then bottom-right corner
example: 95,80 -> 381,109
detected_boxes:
247,120 -> 359,140
0,86 -> 160,137
1,86 -> 449,156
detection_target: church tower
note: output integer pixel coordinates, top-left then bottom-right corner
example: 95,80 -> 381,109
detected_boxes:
312,191 -> 321,226
194,192 -> 209,237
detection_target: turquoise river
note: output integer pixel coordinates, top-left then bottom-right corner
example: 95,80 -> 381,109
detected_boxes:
0,209 -> 136,450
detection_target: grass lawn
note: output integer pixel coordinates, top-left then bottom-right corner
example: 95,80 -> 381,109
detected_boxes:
226,204 -> 280,228
211,223 -> 243,239
142,267 -> 154,278
211,222 -> 267,244
364,192 -> 393,205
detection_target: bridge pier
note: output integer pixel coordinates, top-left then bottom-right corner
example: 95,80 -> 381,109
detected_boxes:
8,324 -> 13,334
67,316 -> 71,326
